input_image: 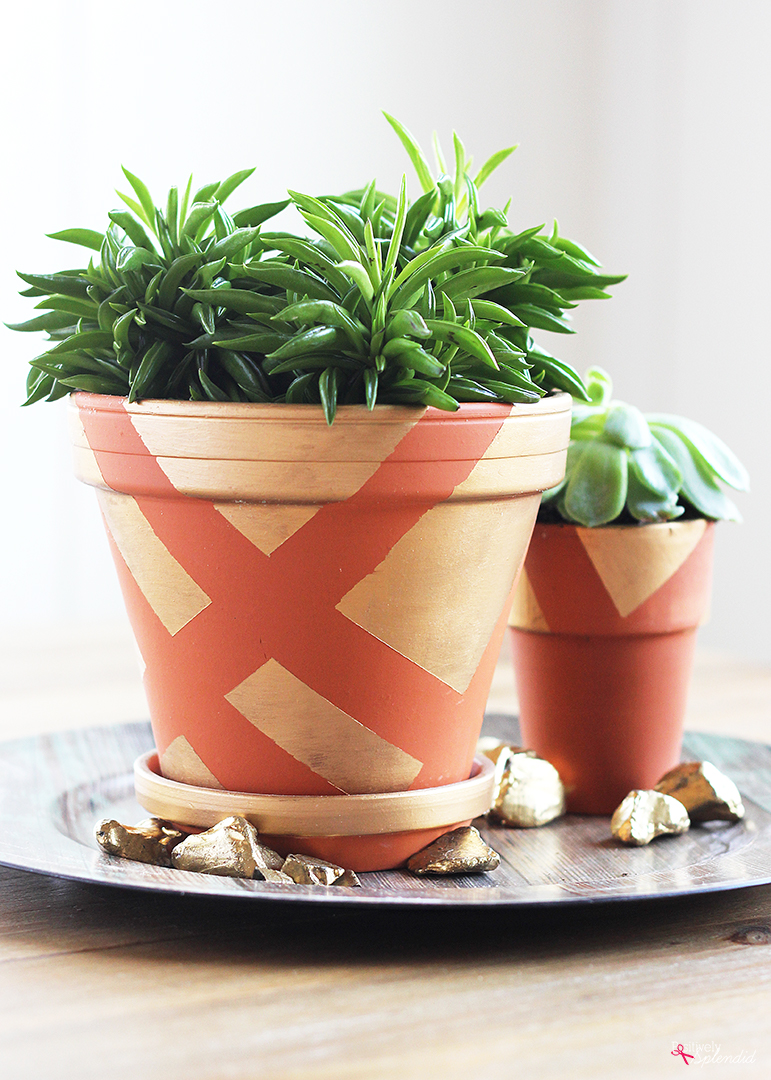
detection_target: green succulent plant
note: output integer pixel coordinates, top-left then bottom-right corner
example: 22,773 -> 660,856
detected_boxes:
541,367 -> 750,526
10,116 -> 625,422
9,167 -> 290,406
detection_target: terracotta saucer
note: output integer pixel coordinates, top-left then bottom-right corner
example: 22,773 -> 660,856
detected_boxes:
134,751 -> 496,871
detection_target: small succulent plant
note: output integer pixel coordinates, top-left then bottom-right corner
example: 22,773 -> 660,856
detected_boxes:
541,367 -> 749,526
10,116 -> 625,423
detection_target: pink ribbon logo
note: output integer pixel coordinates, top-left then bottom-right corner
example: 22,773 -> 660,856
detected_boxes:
671,1044 -> 694,1064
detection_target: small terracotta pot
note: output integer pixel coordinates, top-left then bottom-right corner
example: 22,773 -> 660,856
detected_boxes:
71,392 -> 570,868
509,520 -> 715,814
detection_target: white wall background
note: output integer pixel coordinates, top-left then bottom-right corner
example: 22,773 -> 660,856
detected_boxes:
1,0 -> 769,659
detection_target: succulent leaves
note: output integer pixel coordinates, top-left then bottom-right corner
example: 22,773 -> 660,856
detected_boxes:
11,119 -> 625,421
542,367 -> 749,525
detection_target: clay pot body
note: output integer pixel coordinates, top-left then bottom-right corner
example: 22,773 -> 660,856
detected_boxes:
509,520 -> 715,814
71,392 -> 570,868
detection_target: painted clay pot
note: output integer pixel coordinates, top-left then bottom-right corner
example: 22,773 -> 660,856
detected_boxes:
70,392 -> 570,869
509,520 -> 715,814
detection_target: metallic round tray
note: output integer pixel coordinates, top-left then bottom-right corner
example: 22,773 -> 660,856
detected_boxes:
0,716 -> 769,908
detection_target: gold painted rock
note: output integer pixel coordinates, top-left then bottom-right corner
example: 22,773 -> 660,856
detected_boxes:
611,790 -> 690,846
95,818 -> 186,866
655,761 -> 745,823
171,816 -> 267,878
134,817 -> 188,852
481,744 -> 565,828
259,868 -> 296,884
281,854 -> 361,887
406,825 -> 500,875
252,840 -> 285,873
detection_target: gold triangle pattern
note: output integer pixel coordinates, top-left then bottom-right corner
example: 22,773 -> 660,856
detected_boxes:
213,502 -> 320,555
160,735 -> 224,789
97,490 -> 212,635
577,520 -> 708,618
225,659 -> 423,795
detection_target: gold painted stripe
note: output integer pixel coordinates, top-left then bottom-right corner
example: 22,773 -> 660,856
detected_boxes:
473,406 -> 572,459
149,457 -> 391,502
97,490 -> 212,635
450,450 -> 568,499
128,409 -> 420,463
160,735 -> 224,789
150,450 -> 569,503
337,495 -> 541,693
225,659 -> 423,795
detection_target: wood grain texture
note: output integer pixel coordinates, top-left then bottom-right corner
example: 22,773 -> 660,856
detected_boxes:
0,630 -> 770,1078
0,865 -> 770,1079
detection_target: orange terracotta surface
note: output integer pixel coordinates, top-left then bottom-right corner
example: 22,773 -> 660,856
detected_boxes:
510,521 -> 715,814
72,393 -> 571,867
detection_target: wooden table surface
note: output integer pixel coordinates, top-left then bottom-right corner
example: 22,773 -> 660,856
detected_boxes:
1,621 -> 770,1079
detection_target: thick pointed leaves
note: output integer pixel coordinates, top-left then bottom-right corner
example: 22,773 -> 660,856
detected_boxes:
647,414 -> 749,492
213,168 -> 255,204
17,271 -> 90,299
403,187 -> 438,248
564,441 -> 628,527
527,347 -> 588,400
6,311 -> 76,333
424,319 -> 498,369
629,440 -> 682,498
121,167 -> 156,228
511,304 -> 574,334
241,262 -> 339,302
383,113 -> 434,193
390,244 -> 504,303
473,145 -> 517,189
470,300 -> 525,327
183,288 -> 281,316
336,260 -> 374,301
385,309 -> 430,341
603,404 -> 651,449
301,212 -> 361,264
439,266 -> 526,303
276,299 -> 367,352
626,468 -> 684,523
47,229 -> 104,252
651,427 -> 742,521
205,226 -> 261,262
383,176 -> 408,277
128,340 -> 174,402
232,199 -> 290,228
257,234 -> 351,295
266,325 -> 341,363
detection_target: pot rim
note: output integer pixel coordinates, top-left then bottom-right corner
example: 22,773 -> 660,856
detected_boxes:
532,518 -> 712,532
71,390 -> 571,422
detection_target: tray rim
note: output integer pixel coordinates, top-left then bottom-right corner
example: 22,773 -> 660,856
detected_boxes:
1,718 -> 770,910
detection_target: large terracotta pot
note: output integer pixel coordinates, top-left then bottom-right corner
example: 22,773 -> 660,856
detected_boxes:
509,520 -> 715,814
71,392 -> 570,868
